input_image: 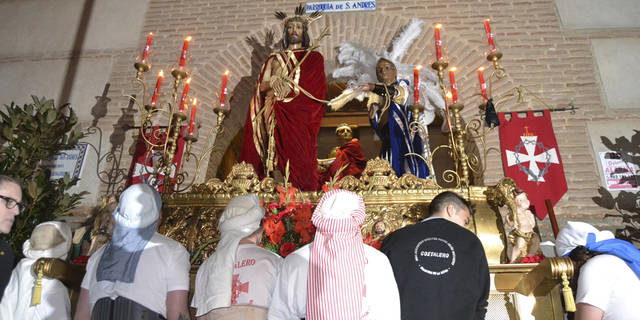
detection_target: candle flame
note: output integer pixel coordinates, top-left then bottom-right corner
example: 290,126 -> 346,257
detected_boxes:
185,36 -> 192,42
478,67 -> 485,72
446,91 -> 453,99
435,24 -> 442,29
158,70 -> 164,77
415,65 -> 423,70
224,70 -> 230,75
186,77 -> 192,84
149,32 -> 153,36
484,18 -> 490,22
192,98 -> 197,105
450,67 -> 457,72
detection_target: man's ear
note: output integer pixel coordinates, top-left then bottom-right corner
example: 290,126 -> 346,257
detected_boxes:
445,204 -> 456,218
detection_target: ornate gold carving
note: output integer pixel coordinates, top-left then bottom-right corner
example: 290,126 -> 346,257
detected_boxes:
335,175 -> 365,191
163,162 -> 505,265
514,257 -> 574,297
360,157 -> 398,190
361,203 -> 428,236
486,177 -> 518,216
159,207 -> 194,251
192,162 -> 277,195
224,161 -> 261,192
395,173 -> 436,189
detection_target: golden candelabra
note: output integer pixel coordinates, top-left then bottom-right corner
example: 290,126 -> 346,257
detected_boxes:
423,50 -> 509,189
128,58 -> 229,193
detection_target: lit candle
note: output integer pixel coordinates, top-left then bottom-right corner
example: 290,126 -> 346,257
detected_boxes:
477,67 -> 488,103
413,65 -> 421,104
141,32 -> 153,62
220,70 -> 229,108
483,19 -> 496,52
150,70 -> 164,106
178,77 -> 191,113
188,98 -> 197,135
178,36 -> 192,68
449,67 -> 458,104
434,24 -> 443,61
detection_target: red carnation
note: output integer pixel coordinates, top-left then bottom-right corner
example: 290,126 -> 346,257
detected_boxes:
280,241 -> 296,257
520,253 -> 545,264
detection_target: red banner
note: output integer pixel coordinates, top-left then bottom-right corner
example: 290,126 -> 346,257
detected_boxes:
498,110 -> 567,219
125,126 -> 186,192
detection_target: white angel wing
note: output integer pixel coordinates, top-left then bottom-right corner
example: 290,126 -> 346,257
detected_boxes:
332,41 -> 379,87
384,18 -> 425,62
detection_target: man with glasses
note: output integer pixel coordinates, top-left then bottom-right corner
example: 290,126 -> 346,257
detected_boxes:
380,191 -> 490,320
0,175 -> 23,300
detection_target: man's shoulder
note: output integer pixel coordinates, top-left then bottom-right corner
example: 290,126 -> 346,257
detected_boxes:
149,233 -> 188,252
283,243 -> 311,265
583,254 -> 629,274
385,219 -> 482,248
363,244 -> 391,263
240,244 -> 283,262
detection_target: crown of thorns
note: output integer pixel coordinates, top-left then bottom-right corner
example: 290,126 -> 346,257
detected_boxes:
275,4 -> 323,26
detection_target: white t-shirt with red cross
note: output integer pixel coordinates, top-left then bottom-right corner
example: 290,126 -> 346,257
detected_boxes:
230,244 -> 283,308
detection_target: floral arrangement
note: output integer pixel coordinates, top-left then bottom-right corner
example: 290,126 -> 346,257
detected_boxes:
262,185 -> 316,257
519,253 -> 545,264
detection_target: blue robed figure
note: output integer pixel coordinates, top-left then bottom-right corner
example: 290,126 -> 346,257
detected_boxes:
367,58 -> 429,178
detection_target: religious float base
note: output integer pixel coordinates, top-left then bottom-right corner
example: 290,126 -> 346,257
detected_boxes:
154,161 -> 575,320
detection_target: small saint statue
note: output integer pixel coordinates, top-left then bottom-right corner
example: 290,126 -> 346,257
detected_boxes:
318,123 -> 366,184
507,189 -> 540,263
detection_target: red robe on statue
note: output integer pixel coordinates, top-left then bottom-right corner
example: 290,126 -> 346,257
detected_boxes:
239,49 -> 327,191
319,138 -> 367,184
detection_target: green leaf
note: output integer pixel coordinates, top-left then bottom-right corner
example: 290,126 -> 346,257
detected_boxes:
45,110 -> 56,124
1,126 -> 12,141
1,95 -> 87,259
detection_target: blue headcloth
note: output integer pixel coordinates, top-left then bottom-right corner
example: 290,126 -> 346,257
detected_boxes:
584,233 -> 640,278
96,183 -> 162,283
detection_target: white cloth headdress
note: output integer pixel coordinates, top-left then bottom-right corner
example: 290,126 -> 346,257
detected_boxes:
306,189 -> 367,319
555,221 -> 614,257
113,183 -> 161,229
1,221 -> 73,319
22,221 -> 72,260
192,193 -> 265,316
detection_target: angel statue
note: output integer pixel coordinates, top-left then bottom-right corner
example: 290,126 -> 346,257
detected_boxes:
329,19 -> 445,179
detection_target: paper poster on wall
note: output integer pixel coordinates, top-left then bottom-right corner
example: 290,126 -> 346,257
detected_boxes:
599,151 -> 639,191
49,143 -> 88,180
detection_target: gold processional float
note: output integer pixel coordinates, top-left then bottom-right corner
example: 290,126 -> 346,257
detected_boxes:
36,21 -> 577,319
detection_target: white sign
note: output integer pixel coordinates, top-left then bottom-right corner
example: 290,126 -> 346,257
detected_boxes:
599,151 -> 639,191
306,0 -> 376,12
50,143 -> 88,180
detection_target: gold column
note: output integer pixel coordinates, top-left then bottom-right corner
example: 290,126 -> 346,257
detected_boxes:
449,103 -> 469,186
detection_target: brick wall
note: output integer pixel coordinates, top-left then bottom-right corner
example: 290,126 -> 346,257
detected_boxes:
96,0 -> 639,238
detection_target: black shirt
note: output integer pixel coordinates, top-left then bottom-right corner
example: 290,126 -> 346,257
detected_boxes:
0,238 -> 15,299
381,218 -> 490,320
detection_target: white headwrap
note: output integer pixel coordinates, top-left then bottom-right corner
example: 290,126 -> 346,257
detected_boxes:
97,183 -> 162,283
555,221 -> 614,257
22,221 -> 72,260
192,194 -> 265,316
1,221 -> 72,320
113,183 -> 161,229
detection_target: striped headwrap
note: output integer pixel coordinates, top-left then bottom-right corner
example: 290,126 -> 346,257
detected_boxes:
306,189 -> 367,320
